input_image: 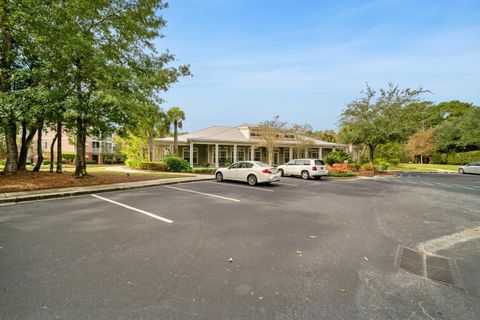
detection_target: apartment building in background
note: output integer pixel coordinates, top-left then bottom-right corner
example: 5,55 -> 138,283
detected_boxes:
30,131 -> 114,164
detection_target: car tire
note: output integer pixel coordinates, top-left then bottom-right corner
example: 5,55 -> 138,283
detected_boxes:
216,172 -> 224,182
301,170 -> 310,180
458,168 -> 465,174
247,174 -> 257,186
278,169 -> 284,177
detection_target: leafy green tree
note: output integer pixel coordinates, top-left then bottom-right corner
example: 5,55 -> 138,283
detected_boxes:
340,83 -> 427,163
167,106 -> 186,156
435,107 -> 480,152
311,130 -> 338,143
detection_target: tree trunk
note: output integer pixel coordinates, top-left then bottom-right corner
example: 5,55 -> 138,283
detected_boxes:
50,134 -> 57,173
147,133 -> 154,161
74,118 -> 87,177
368,144 -> 375,164
56,121 -> 62,173
173,120 -> 178,155
33,122 -> 44,171
18,121 -> 37,170
3,120 -> 18,174
420,154 -> 423,164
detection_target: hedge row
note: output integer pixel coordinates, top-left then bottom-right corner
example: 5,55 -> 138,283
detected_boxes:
138,162 -> 167,171
430,151 -> 480,165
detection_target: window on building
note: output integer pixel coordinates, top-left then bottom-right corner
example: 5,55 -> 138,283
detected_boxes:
183,147 -> 198,164
311,149 -> 319,159
284,150 -> 290,164
92,141 -> 100,149
43,141 -> 48,150
237,148 -> 245,161
105,142 -> 113,152
254,149 -> 261,161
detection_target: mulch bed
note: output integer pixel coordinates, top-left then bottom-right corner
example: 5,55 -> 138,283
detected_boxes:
0,171 -> 163,193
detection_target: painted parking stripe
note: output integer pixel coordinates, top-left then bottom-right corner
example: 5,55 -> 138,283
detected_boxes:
449,184 -> 478,190
164,186 -> 241,202
274,181 -> 299,187
91,194 -> 173,223
206,181 -> 274,192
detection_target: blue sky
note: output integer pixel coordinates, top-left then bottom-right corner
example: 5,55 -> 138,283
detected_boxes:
156,0 -> 480,132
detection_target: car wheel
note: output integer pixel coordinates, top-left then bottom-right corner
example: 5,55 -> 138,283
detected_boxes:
278,169 -> 284,177
216,172 -> 224,182
247,174 -> 257,186
301,170 -> 310,180
458,168 -> 465,174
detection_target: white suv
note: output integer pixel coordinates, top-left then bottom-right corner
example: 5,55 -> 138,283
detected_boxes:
277,159 -> 328,180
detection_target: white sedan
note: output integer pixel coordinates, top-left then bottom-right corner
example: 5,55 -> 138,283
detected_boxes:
458,162 -> 480,174
215,161 -> 280,186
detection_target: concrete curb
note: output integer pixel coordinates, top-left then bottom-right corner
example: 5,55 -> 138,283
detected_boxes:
0,176 -> 215,205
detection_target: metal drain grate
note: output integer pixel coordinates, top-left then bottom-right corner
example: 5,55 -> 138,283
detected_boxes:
399,247 -> 424,276
396,246 -> 458,287
426,255 -> 455,286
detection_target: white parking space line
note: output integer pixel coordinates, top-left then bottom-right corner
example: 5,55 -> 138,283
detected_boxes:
207,181 -> 274,192
164,186 -> 241,202
274,181 -> 299,187
449,184 -> 478,190
91,194 -> 174,224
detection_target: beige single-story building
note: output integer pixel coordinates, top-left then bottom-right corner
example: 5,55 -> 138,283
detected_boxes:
155,124 -> 350,168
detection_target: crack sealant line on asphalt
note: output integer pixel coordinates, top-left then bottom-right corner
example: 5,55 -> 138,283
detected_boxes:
164,186 -> 241,202
418,226 -> 480,255
90,194 -> 174,224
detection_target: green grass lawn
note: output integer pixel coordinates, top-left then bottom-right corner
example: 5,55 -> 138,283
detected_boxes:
388,163 -> 460,172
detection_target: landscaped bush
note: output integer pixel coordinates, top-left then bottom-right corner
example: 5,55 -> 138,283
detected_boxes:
86,160 -> 97,164
361,163 -> 374,171
62,152 -> 76,164
430,151 -> 480,165
0,159 -> 5,165
375,161 -> 390,172
125,157 -> 148,169
331,163 -> 352,174
348,162 -> 362,171
329,171 -> 357,177
42,160 -> 51,165
162,156 -> 192,172
324,150 -> 350,165
138,162 -> 167,171
191,168 -> 216,174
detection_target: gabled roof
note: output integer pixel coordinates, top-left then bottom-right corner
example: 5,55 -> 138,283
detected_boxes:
155,125 -> 347,148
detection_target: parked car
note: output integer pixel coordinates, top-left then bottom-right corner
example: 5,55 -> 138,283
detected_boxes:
458,162 -> 480,174
277,159 -> 328,180
215,161 -> 281,186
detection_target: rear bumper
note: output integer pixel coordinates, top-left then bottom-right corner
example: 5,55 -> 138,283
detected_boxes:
311,170 -> 328,176
260,174 -> 281,183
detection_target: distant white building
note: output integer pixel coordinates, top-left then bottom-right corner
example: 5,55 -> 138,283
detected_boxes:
155,124 -> 348,167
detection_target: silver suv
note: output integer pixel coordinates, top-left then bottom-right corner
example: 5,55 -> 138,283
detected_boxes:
277,159 -> 328,180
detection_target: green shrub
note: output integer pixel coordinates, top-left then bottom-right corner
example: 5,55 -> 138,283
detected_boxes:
348,162 -> 361,171
138,162 -> 167,171
42,160 -> 51,165
162,156 -> 192,172
192,168 -> 216,174
324,150 -> 350,165
125,157 -> 148,169
328,171 -> 357,177
223,161 -> 231,168
86,160 -> 97,164
201,161 -> 210,168
375,161 -> 390,172
62,152 -> 76,163
361,163 -> 374,171
388,158 -> 400,165
430,151 -> 480,165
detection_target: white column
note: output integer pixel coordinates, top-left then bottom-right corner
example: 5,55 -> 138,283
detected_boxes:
289,147 -> 293,161
189,141 -> 194,167
233,144 -> 237,163
215,144 -> 219,168
250,146 -> 255,161
304,147 -> 308,158
319,147 -> 323,159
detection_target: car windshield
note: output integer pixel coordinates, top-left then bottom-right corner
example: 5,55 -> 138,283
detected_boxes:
254,161 -> 271,167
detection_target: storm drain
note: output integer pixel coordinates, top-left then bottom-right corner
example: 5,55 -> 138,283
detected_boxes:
396,246 -> 458,287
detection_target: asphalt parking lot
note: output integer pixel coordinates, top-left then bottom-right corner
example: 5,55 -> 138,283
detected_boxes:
1,174 -> 479,319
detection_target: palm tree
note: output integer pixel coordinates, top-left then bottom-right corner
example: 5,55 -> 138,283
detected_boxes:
167,106 -> 185,156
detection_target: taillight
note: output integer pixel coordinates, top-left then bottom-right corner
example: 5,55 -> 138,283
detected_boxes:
262,169 -> 272,174
312,166 -> 317,171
